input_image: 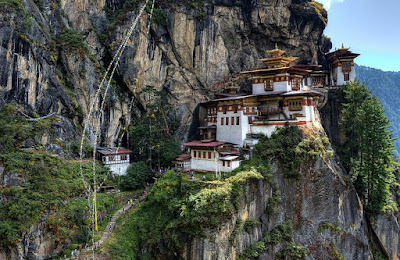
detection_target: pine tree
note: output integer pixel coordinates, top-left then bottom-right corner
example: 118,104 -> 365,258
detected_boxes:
340,80 -> 371,172
341,81 -> 396,214
354,96 -> 395,213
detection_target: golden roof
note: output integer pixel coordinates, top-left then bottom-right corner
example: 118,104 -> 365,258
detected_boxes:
267,44 -> 286,58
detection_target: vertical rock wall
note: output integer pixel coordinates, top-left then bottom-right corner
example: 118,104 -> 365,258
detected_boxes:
0,0 -> 331,148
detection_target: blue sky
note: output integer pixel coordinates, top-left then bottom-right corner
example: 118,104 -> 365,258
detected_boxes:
318,0 -> 400,71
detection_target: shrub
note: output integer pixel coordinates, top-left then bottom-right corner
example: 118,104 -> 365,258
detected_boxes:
58,29 -> 89,53
244,218 -> 261,233
120,161 -> 150,190
255,125 -> 303,179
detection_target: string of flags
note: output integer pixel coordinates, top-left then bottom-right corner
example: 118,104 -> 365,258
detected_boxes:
74,0 -> 156,254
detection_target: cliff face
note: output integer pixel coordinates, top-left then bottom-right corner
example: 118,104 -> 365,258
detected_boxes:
183,133 -> 372,259
0,0 -> 330,150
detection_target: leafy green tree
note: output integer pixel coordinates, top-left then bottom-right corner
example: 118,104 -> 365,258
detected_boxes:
341,81 -> 396,214
353,96 -> 395,213
129,86 -> 180,168
255,124 -> 302,179
120,161 -> 150,190
340,79 -> 371,171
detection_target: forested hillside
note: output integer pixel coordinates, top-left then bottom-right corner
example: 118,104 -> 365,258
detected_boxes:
355,64 -> 400,154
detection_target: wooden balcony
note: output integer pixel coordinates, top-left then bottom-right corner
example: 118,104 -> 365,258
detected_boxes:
258,107 -> 282,115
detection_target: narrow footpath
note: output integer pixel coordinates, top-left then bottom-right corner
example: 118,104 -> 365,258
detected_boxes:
66,192 -> 147,259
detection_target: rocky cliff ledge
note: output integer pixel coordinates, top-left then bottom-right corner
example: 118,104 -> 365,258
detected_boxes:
182,134 -> 371,259
0,0 -> 330,150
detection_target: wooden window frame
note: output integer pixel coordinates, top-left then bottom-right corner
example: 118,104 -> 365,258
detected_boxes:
208,152 -> 211,159
288,100 -> 303,111
236,117 -> 240,125
291,78 -> 301,90
221,117 -> 224,125
226,117 -> 229,125
264,79 -> 273,91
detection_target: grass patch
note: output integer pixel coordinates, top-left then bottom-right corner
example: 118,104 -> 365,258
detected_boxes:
108,169 -> 263,258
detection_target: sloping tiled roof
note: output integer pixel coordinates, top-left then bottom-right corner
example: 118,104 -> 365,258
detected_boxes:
97,147 -> 133,155
176,154 -> 191,161
183,140 -> 226,147
218,155 -> 239,161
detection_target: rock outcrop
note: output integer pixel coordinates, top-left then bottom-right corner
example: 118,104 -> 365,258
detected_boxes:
183,146 -> 371,259
0,0 -> 331,150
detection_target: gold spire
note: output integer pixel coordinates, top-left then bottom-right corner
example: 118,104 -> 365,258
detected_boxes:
338,43 -> 350,51
267,44 -> 285,58
225,79 -> 239,94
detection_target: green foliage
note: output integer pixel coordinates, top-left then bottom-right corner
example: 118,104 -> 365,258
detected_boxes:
242,221 -> 306,259
0,104 -> 56,152
242,241 -> 266,259
356,64 -> 400,154
105,0 -> 140,32
0,0 -> 24,11
329,242 -> 344,260
309,1 -> 327,24
70,141 -> 93,158
318,222 -> 341,233
110,169 -> 263,258
255,125 -> 303,179
341,80 -> 397,214
340,79 -> 371,171
58,29 -> 89,53
129,86 -> 180,168
152,8 -> 168,26
233,157 -> 272,182
276,242 -> 308,259
0,152 -> 108,246
229,218 -> 243,243
266,186 -> 282,215
244,219 -> 261,233
296,132 -> 333,160
121,161 -> 150,190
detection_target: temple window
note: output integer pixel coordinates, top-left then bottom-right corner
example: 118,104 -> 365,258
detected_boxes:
312,76 -> 325,86
236,117 -> 240,125
203,152 -> 206,158
291,78 -> 301,90
344,73 -> 350,81
231,117 -> 234,125
208,152 -> 211,159
264,79 -> 273,91
226,117 -> 229,125
227,161 -> 230,167
221,117 -> 224,125
342,62 -> 352,73
288,100 -> 303,111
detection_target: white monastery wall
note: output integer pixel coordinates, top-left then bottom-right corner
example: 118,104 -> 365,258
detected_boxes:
107,162 -> 131,176
250,125 -> 278,138
274,81 -> 290,92
217,111 -> 246,146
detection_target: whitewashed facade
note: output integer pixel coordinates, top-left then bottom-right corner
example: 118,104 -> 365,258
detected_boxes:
97,148 -> 133,176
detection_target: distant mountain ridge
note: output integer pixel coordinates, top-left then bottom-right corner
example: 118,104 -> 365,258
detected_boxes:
355,64 -> 400,153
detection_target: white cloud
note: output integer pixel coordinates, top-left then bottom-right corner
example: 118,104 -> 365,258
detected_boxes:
316,0 -> 345,9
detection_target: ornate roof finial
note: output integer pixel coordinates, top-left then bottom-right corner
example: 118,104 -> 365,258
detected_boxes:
342,43 -> 344,49
275,43 -> 278,50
